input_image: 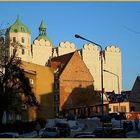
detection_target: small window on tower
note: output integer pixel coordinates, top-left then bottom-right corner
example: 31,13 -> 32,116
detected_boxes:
21,27 -> 24,32
29,78 -> 34,85
21,37 -> 24,43
13,37 -> 16,42
22,49 -> 25,55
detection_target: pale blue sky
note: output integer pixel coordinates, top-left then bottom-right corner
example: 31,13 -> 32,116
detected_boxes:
0,2 -> 140,91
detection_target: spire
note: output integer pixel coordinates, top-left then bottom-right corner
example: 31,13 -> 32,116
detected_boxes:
15,15 -> 21,24
35,20 -> 54,47
39,20 -> 46,35
39,20 -> 46,29
17,15 -> 19,20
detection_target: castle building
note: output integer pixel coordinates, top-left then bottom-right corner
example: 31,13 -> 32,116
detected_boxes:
6,17 -> 32,62
50,51 -> 101,117
3,17 -> 122,120
6,17 -> 122,94
81,44 -> 122,93
22,61 -> 55,120
31,20 -> 54,66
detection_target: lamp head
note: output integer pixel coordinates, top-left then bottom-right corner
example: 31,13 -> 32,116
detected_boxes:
75,34 -> 81,38
75,34 -> 85,40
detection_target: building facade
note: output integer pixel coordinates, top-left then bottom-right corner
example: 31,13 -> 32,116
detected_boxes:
2,17 -> 123,120
51,51 -> 101,117
108,76 -> 140,118
6,17 -> 122,94
6,17 -> 32,62
31,20 -> 54,66
21,61 -> 55,120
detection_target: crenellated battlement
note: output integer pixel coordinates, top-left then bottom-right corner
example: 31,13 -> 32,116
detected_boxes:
33,39 -> 52,47
58,41 -> 76,49
83,44 -> 99,51
105,45 -> 121,53
7,17 -> 122,93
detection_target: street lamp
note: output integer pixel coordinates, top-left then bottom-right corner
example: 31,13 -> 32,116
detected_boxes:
103,70 -> 120,94
74,34 -> 104,126
103,69 -> 121,127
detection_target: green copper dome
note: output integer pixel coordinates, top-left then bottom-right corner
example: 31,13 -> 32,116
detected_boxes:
35,20 -> 54,47
36,35 -> 51,42
35,35 -> 54,48
8,17 -> 30,34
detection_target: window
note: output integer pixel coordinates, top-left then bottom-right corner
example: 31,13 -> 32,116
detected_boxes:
120,106 -> 126,112
13,37 -> 16,42
21,27 -> 24,32
92,107 -> 96,112
113,106 -> 118,112
96,107 -> 100,113
21,37 -> 24,43
21,104 -> 27,110
29,78 -> 34,85
22,49 -> 25,55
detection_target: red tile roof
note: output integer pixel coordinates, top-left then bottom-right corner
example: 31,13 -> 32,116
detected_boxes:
51,51 -> 75,72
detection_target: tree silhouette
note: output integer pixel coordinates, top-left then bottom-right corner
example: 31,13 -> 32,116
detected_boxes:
0,29 -> 38,123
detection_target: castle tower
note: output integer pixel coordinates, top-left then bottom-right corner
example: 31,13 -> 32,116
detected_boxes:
57,41 -> 77,56
6,17 -> 32,62
82,44 -> 122,93
32,20 -> 54,66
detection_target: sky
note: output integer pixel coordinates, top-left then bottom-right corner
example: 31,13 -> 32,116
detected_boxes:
0,1 -> 140,91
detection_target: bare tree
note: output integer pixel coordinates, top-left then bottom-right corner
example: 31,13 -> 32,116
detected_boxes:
0,28 -> 38,123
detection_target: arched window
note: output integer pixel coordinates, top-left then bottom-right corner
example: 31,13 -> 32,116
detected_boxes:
22,49 -> 25,55
13,37 -> 16,42
21,37 -> 24,43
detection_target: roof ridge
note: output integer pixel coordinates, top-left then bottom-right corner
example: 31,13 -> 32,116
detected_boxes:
51,51 -> 76,61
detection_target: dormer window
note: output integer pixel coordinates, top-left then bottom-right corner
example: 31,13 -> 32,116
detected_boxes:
21,27 -> 24,32
21,37 -> 24,43
14,29 -> 18,33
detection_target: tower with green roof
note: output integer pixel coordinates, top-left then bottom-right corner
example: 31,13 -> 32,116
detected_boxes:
32,20 -> 54,66
8,16 -> 30,34
6,17 -> 32,62
35,20 -> 53,46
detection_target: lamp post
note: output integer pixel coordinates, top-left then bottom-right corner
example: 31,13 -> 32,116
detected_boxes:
103,69 -> 121,127
74,34 -> 104,127
103,70 -> 120,94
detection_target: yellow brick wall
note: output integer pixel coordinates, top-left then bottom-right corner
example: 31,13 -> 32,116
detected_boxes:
22,61 -> 55,120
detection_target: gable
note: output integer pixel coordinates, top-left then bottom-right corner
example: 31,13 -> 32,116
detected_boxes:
60,51 -> 94,82
51,52 -> 74,72
132,76 -> 140,93
129,76 -> 140,102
